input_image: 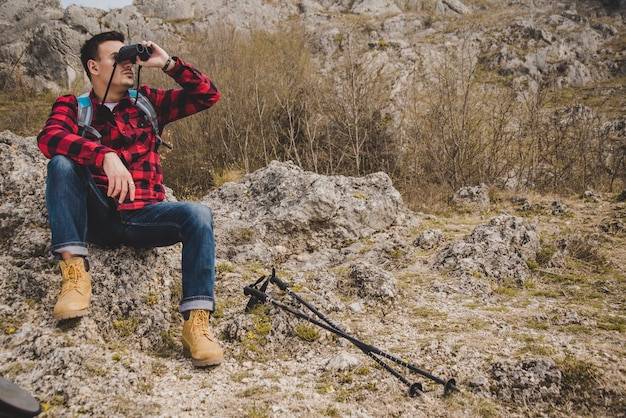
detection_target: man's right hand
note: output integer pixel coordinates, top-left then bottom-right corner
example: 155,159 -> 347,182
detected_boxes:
102,152 -> 135,203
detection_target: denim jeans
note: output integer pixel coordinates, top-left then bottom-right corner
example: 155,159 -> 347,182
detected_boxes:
45,155 -> 216,312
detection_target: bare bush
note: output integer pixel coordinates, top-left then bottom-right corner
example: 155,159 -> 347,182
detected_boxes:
399,42 -> 522,197
317,31 -> 396,176
160,25 -> 321,196
158,24 -> 398,198
597,115 -> 626,192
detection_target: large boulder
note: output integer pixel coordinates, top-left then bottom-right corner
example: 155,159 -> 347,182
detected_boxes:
0,131 -> 179,352
203,160 -> 415,264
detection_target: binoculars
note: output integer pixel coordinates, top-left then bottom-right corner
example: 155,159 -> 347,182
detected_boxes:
115,44 -> 152,63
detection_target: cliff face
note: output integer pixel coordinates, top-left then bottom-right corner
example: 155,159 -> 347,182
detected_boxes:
1,0 -> 624,96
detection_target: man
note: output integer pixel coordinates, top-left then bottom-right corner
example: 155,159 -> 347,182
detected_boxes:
37,31 -> 223,367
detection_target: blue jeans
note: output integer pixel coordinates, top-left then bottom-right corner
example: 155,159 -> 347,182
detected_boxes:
45,155 -> 216,313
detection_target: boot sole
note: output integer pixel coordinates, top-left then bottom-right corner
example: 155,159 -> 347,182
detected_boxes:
54,309 -> 88,321
183,348 -> 223,367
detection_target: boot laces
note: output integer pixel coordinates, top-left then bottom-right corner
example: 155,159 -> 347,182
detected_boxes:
192,310 -> 214,341
61,263 -> 82,295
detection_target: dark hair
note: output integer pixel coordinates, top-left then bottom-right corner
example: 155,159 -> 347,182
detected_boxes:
80,31 -> 125,79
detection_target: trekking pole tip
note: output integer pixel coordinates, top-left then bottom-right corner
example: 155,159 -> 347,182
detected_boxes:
409,382 -> 423,397
444,378 -> 459,395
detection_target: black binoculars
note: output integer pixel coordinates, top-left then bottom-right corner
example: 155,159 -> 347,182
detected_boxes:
115,44 -> 153,63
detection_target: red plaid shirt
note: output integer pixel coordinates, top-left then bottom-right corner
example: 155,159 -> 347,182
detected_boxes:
37,57 -> 220,210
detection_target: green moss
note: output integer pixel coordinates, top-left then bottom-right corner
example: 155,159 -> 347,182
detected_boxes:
596,315 -> 625,333
216,262 -> 234,274
492,285 -> 518,297
529,289 -> 561,298
558,356 -> 598,393
412,306 -> 448,318
387,249 -> 404,259
476,398 -> 500,418
243,404 -> 271,418
295,325 -> 320,342
323,406 -> 341,417
525,259 -> 539,270
527,318 -> 550,330
143,292 -> 159,305
239,228 -> 254,241
113,317 -> 139,337
253,314 -> 271,336
536,245 -> 556,266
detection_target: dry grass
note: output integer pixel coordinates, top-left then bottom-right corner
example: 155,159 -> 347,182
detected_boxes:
0,90 -> 54,136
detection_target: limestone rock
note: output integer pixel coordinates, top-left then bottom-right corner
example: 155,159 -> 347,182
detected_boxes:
432,214 -> 539,295
203,160 -> 413,263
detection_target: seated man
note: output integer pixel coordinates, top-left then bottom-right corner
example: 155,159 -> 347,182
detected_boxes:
37,31 -> 223,367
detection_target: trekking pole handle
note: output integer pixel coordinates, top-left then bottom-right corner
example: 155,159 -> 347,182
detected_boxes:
244,286 -> 268,301
269,274 -> 288,291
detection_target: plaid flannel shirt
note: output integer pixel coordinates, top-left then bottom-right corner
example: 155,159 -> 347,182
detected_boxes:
37,57 -> 220,210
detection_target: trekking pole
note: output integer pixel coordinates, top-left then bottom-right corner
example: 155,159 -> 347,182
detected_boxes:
269,271 -> 458,394
243,285 -> 459,396
268,269 -> 424,396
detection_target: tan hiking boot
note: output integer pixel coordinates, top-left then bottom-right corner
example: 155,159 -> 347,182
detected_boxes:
53,257 -> 92,321
182,310 -> 223,367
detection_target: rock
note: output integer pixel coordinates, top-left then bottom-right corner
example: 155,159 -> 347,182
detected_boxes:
439,0 -> 470,15
135,0 -> 195,20
348,261 -> 398,303
432,214 -> 539,294
0,0 -> 622,99
203,160 -> 414,263
0,130 -> 410,411
414,229 -> 444,250
452,183 -> 490,206
583,189 -> 602,202
491,358 -> 562,406
348,302 -> 363,313
351,0 -> 401,16
325,352 -> 362,371
550,200 -> 569,216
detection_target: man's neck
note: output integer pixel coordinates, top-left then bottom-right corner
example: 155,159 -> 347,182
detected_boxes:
93,88 -> 127,104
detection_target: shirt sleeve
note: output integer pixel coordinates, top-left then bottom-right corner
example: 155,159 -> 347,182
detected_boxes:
37,94 -> 113,167
143,57 -> 221,130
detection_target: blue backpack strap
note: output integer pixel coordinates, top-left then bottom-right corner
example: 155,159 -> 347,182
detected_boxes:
129,89 -> 172,150
76,93 -> 102,139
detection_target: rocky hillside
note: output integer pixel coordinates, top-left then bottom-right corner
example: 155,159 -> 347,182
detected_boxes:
1,127 -> 625,417
1,0 -> 626,100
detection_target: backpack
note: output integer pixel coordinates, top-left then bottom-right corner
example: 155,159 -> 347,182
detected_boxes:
76,89 -> 172,149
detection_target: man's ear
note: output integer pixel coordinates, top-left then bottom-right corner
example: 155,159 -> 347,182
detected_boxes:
87,59 -> 98,77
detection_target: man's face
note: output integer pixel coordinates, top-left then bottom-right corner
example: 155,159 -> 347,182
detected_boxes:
90,40 -> 135,92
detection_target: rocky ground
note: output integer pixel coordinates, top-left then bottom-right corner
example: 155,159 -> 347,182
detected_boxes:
0,130 -> 624,417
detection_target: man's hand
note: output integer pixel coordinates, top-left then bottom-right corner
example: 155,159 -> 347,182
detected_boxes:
102,152 -> 135,203
136,41 -> 172,70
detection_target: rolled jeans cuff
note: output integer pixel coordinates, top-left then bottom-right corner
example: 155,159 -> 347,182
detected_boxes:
180,296 -> 215,313
50,243 -> 88,260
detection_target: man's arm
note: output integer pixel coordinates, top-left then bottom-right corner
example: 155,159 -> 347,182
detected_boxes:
142,59 -> 221,129
131,40 -> 220,128
37,96 -> 134,203
37,95 -> 112,169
